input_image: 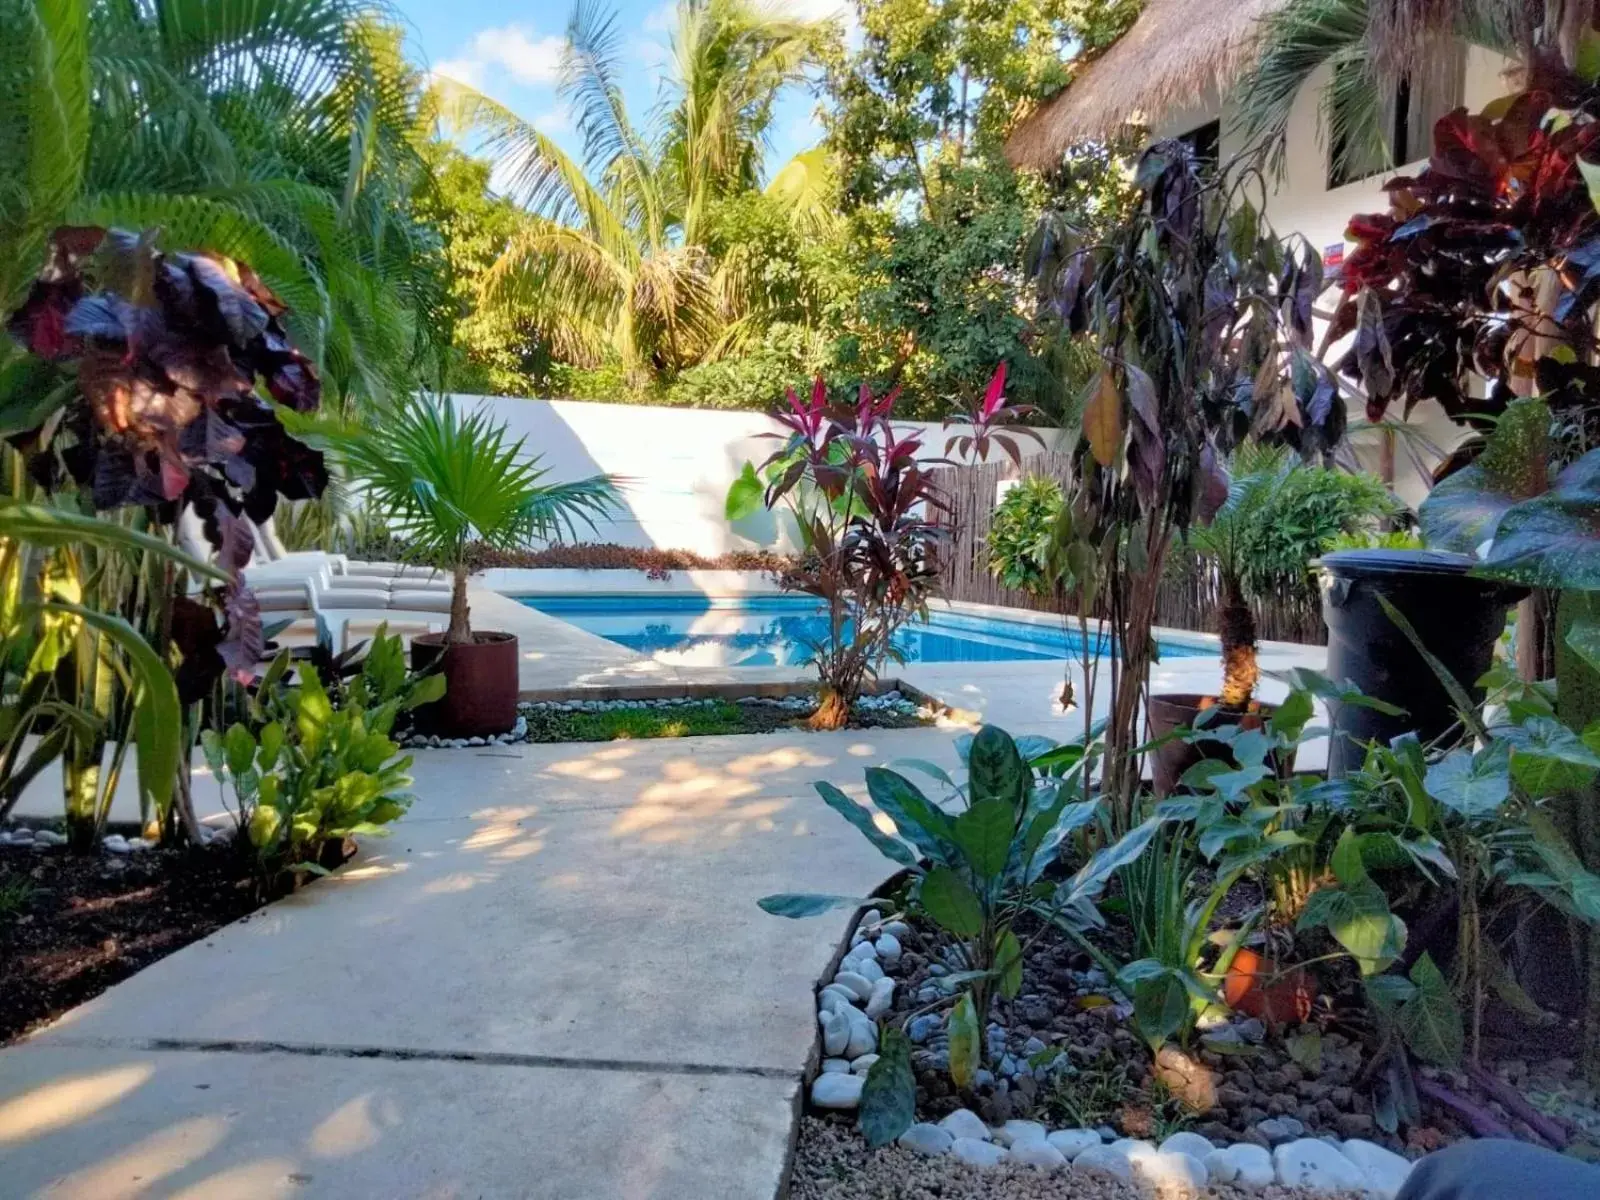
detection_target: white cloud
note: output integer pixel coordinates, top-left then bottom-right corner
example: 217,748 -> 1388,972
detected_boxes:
430,57 -> 485,90
472,24 -> 565,84
786,0 -> 860,44
534,106 -> 574,137
436,23 -> 565,94
643,2 -> 676,33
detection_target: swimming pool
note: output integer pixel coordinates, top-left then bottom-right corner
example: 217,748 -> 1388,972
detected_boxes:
521,595 -> 1215,668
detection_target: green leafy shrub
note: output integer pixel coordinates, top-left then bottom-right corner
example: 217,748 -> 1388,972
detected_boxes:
202,631 -> 443,889
1228,448 -> 1399,602
758,723 -> 1195,1143
987,477 -> 1065,595
662,325 -> 834,412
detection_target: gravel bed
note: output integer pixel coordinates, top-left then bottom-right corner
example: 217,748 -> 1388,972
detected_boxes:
790,1116 -> 1360,1200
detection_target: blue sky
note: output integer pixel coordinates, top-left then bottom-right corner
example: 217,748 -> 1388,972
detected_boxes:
393,0 -> 854,184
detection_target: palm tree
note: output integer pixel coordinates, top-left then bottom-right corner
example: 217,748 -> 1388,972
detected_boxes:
1230,0 -> 1563,173
0,0 -> 447,415
432,0 -> 838,386
301,396 -> 622,643
1188,448 -> 1296,709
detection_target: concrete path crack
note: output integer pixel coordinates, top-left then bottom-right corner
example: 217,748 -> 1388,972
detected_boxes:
29,1033 -> 801,1081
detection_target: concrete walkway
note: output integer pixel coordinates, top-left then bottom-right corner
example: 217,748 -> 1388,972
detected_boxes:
0,728 -> 966,1199
1,584 -> 1328,1197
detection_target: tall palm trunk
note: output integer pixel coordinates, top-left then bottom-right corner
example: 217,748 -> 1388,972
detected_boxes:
1218,573 -> 1260,709
447,562 -> 472,644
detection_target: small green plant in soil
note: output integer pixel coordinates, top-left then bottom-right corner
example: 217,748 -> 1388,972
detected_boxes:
1042,1048 -> 1136,1129
760,723 -> 1180,1145
0,875 -> 37,918
203,631 -> 442,892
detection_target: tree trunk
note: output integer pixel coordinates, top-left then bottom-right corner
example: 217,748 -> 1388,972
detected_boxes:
63,757 -> 100,852
446,563 -> 471,645
809,686 -> 852,731
1103,524 -> 1172,831
1218,576 -> 1260,709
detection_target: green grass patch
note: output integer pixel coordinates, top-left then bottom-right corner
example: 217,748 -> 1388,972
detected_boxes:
520,700 -> 929,744
523,700 -> 789,743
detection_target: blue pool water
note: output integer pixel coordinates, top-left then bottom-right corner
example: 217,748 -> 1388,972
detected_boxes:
522,595 -> 1214,668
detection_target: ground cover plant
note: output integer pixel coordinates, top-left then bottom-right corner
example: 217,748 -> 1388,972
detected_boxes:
461,542 -> 798,577
515,696 -> 930,744
768,654 -> 1600,1161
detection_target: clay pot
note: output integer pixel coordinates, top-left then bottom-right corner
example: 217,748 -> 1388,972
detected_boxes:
409,631 -> 519,737
1147,694 -> 1290,797
1222,947 -> 1315,1025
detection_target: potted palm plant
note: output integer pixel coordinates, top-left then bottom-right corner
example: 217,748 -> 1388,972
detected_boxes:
307,397 -> 620,736
1148,448 -> 1396,794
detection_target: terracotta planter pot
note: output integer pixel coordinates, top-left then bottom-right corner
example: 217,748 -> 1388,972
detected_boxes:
1222,947 -> 1315,1025
409,631 -> 519,737
1147,693 -> 1290,797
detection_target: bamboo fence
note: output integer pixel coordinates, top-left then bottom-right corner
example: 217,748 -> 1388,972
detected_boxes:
929,456 -> 1327,646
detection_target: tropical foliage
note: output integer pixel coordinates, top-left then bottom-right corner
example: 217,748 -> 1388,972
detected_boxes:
726,375 -> 976,727
202,629 -> 444,891
434,0 -> 840,388
988,476 -> 1066,595
1,0 -> 449,416
1026,143 -> 1333,826
292,397 -> 621,643
1232,0 -> 1558,178
1186,446 -> 1397,706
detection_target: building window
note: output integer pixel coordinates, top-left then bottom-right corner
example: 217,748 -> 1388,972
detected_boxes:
1328,44 -> 1464,188
1177,119 -> 1220,172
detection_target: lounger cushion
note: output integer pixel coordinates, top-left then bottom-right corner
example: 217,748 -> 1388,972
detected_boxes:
253,587 -> 309,611
389,589 -> 453,612
314,588 -> 397,609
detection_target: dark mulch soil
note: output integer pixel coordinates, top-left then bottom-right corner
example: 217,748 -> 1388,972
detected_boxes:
879,902 -> 1599,1158
0,842 -> 263,1045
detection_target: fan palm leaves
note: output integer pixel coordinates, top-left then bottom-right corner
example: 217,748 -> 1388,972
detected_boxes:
1230,0 -> 1541,174
1,0 -> 447,416
433,0 -> 839,385
288,396 -> 622,642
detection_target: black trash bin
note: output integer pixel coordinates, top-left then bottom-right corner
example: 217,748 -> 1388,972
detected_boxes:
1319,550 -> 1528,777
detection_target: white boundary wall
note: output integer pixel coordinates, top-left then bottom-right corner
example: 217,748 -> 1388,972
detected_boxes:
1153,48 -> 1517,505
445,393 -> 1055,557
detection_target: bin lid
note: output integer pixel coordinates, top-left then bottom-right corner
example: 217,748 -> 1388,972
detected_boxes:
1317,549 -> 1480,580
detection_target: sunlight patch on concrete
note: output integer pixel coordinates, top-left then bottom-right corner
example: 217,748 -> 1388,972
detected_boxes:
334,861 -> 409,883
166,1157 -> 302,1200
469,805 -> 540,821
0,1064 -> 153,1143
43,1115 -> 228,1199
309,1092 -> 398,1158
461,822 -> 524,851
421,871 -> 495,895
486,832 -> 546,862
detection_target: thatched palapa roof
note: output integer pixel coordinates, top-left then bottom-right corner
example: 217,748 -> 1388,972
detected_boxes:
1006,0 -> 1291,169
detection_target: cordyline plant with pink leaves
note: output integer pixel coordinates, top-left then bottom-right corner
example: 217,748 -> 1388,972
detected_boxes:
727,368 -> 1024,730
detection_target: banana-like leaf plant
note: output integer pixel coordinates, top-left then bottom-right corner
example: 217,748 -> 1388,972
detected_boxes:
760,724 -> 1141,1143
0,499 -> 219,843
